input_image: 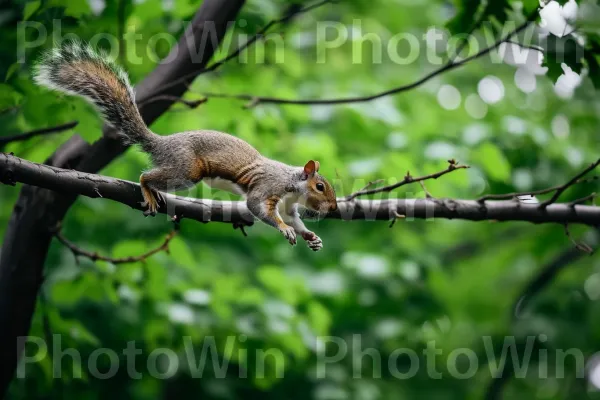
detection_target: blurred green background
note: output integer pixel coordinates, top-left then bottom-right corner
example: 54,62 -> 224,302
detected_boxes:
1,0 -> 600,399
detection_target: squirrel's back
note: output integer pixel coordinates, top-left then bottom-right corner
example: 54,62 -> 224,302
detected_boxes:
153,129 -> 264,185
34,41 -> 152,147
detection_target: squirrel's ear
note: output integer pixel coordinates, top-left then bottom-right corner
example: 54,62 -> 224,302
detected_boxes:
303,160 -> 318,177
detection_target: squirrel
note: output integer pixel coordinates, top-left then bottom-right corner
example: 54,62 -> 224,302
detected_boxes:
34,41 -> 338,251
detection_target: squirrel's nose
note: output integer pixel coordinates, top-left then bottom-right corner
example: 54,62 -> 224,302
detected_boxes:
330,202 -> 338,212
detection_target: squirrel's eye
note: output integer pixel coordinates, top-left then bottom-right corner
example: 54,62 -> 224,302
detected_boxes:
316,183 -> 325,192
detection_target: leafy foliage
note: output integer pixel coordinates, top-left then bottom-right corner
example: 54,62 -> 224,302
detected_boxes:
1,0 -> 600,399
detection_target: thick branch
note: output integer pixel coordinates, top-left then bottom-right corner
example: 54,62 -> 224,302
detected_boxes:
3,153 -> 600,226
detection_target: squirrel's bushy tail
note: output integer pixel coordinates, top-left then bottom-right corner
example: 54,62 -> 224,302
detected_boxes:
34,41 -> 152,145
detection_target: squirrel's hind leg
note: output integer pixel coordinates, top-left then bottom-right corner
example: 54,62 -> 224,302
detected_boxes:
140,167 -> 202,216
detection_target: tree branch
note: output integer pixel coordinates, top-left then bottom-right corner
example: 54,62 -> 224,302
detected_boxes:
196,18 -> 534,107
0,121 -> 78,149
3,153 -> 600,226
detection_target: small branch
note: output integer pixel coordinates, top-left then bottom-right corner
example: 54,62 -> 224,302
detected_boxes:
564,224 -> 594,254
197,18 -> 534,106
139,95 -> 207,110
0,106 -> 20,117
0,121 -> 78,149
513,228 -> 599,320
538,159 -> 600,209
141,0 -> 333,106
478,160 -> 600,203
419,181 -> 433,199
505,39 -> 543,52
388,212 -> 406,228
233,221 -> 249,236
344,159 -> 469,201
54,227 -> 179,264
569,193 -> 596,208
479,185 -> 565,202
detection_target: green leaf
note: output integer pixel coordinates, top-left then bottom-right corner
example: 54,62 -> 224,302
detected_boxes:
473,142 -> 511,182
169,236 -> 196,269
584,52 -> 600,89
4,63 -> 19,82
543,35 -> 584,82
111,239 -> 147,259
447,0 -> 483,35
46,0 -> 91,17
447,0 -> 511,35
307,301 -> 331,335
519,0 -> 540,14
256,265 -> 307,305
23,0 -> 41,20
0,84 -> 23,110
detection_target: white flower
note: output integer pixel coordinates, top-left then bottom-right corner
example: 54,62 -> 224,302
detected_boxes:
539,0 -> 577,37
554,63 -> 582,99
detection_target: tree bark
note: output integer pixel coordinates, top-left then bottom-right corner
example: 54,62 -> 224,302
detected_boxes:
3,153 -> 600,226
0,0 -> 246,395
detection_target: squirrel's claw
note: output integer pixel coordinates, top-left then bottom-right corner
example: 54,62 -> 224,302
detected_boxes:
280,226 -> 297,245
141,195 -> 159,217
307,236 -> 323,252
301,231 -> 323,251
141,201 -> 157,216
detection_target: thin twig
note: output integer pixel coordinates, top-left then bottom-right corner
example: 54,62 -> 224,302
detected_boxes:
357,179 -> 386,193
479,186 -> 562,202
389,212 -> 406,228
55,227 -> 179,264
139,95 -> 207,110
344,159 -> 469,201
505,39 -> 543,52
0,121 -> 78,149
0,106 -> 20,116
139,0 -> 333,107
564,224 -> 594,254
569,193 -> 596,208
233,221 -> 249,237
419,181 -> 433,199
539,158 -> 600,208
478,173 -> 600,203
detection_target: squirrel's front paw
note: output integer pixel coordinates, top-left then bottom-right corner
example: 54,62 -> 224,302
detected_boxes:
302,231 -> 323,252
279,225 -> 297,245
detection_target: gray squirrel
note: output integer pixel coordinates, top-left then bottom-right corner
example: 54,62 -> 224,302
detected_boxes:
34,41 -> 338,251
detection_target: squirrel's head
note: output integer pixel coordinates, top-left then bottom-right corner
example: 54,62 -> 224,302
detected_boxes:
300,160 -> 338,213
